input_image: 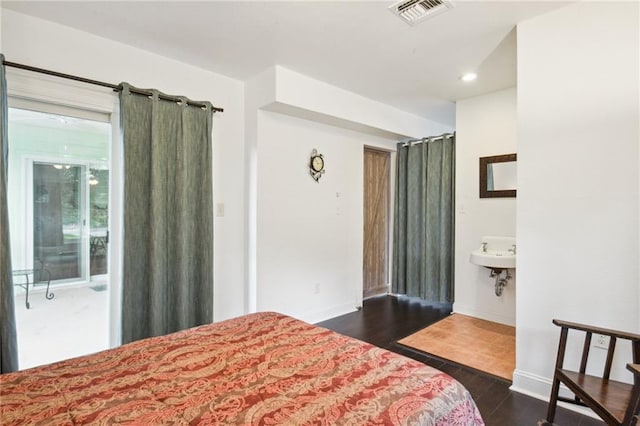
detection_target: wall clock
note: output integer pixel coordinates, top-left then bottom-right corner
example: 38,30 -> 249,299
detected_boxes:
309,149 -> 325,182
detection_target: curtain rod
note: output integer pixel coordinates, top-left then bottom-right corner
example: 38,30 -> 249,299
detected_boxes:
402,133 -> 454,147
2,60 -> 224,113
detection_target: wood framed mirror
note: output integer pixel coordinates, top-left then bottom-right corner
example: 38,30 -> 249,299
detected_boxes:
479,153 -> 517,198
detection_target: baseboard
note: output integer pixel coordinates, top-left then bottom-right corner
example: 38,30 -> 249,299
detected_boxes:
511,369 -> 600,420
452,303 -> 515,326
304,302 -> 358,324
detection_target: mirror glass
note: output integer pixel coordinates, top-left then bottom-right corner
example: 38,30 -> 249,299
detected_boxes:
488,161 -> 517,191
480,153 -> 516,198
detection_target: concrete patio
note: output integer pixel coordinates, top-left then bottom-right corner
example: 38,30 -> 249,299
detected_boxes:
14,283 -> 110,370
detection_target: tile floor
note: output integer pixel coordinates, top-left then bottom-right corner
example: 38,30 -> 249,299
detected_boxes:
14,283 -> 110,370
398,313 -> 515,380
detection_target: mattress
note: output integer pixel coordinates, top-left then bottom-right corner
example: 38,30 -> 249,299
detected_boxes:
0,312 -> 483,425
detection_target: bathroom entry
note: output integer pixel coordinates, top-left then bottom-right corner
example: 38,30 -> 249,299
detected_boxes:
363,147 -> 390,298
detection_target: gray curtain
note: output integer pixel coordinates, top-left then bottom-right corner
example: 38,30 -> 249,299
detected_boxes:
120,84 -> 213,344
392,135 -> 455,303
0,54 -> 19,373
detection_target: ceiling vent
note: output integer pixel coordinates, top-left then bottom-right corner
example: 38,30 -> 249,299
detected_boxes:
389,0 -> 454,26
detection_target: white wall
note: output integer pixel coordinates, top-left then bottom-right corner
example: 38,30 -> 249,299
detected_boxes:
245,66 -> 452,323
454,88 -> 517,326
514,1 -> 639,399
2,10 -> 247,322
256,111 -> 397,323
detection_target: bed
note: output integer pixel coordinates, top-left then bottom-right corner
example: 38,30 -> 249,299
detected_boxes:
1,312 -> 483,425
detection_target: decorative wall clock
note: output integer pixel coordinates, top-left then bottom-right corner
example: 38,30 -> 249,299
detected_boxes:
309,149 -> 325,182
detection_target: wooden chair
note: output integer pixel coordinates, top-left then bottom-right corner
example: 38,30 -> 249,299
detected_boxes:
546,319 -> 640,425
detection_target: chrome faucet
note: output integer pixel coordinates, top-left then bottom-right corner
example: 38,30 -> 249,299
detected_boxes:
481,242 -> 488,252
508,244 -> 516,255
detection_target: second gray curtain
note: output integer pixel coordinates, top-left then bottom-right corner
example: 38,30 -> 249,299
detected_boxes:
1,54 -> 19,373
120,84 -> 213,344
392,135 -> 455,303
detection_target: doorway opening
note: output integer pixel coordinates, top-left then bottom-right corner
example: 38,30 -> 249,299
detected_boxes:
8,106 -> 112,369
363,147 -> 391,299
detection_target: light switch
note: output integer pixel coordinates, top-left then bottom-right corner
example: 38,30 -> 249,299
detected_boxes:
216,203 -> 225,217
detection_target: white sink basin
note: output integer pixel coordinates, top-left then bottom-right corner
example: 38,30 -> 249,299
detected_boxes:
470,236 -> 516,269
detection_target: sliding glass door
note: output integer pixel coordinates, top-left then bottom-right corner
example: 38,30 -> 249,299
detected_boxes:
33,162 -> 84,281
32,161 -> 108,283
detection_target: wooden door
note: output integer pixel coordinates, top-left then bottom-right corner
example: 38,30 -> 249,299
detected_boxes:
363,147 -> 390,299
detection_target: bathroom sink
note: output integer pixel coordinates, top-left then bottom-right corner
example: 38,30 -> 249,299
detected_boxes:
470,236 -> 516,269
470,250 -> 515,269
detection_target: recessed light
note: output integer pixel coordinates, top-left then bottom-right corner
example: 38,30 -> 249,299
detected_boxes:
460,73 -> 477,82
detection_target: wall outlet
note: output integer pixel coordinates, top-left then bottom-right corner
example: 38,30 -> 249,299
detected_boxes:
594,334 -> 609,349
314,283 -> 320,294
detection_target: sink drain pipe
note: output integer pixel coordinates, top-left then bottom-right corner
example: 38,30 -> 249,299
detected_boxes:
489,268 -> 513,296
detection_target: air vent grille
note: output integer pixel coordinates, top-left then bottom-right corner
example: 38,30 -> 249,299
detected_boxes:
389,0 -> 454,25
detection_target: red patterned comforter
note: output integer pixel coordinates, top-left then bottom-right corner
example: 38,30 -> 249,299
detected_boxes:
1,312 -> 483,425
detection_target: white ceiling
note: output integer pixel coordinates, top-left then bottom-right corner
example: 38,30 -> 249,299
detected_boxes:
2,1 -> 569,125
9,107 -> 110,135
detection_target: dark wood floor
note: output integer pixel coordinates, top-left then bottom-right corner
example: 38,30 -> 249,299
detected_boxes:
316,295 -> 603,426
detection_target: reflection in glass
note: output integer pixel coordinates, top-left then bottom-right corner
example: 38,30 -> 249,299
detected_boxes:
487,162 -> 517,191
33,163 -> 82,281
90,168 -> 109,276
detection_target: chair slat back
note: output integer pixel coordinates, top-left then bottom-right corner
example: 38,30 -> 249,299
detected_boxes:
579,332 -> 591,374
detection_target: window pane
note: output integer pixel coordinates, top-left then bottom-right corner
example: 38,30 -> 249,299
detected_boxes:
90,168 -> 109,276
33,163 -> 82,281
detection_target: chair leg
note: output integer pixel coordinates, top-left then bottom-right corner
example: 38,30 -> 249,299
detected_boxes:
43,268 -> 54,300
548,326 -> 569,424
623,378 -> 640,426
24,274 -> 31,309
546,375 -> 561,424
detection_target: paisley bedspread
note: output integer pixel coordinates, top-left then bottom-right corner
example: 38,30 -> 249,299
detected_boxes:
1,312 -> 484,425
